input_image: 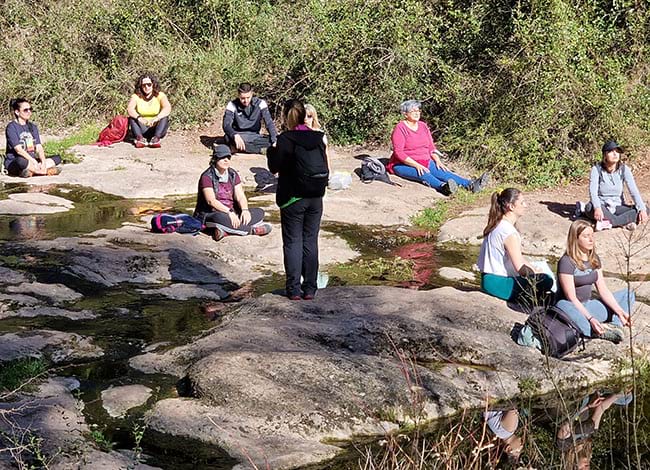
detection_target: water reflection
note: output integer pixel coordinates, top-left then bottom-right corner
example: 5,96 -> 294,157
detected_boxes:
556,390 -> 633,470
484,408 -> 523,463
9,215 -> 47,240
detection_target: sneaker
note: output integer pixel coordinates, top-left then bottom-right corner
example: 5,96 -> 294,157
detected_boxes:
625,222 -> 637,231
600,325 -> 624,344
288,294 -> 301,301
440,179 -> 458,196
19,168 -> 32,178
46,166 -> 62,176
302,293 -> 315,300
574,201 -> 586,220
595,219 -> 612,231
252,223 -> 272,236
471,172 -> 490,193
149,136 -> 161,148
134,136 -> 146,149
212,227 -> 226,241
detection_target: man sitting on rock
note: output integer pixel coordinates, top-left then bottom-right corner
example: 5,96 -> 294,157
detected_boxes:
222,82 -> 278,155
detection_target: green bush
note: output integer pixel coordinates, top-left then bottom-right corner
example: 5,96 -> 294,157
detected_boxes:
0,0 -> 648,185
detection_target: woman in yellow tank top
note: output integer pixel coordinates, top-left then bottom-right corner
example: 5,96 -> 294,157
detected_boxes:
127,73 -> 172,148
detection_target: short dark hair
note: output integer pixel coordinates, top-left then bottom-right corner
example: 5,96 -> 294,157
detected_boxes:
237,82 -> 253,94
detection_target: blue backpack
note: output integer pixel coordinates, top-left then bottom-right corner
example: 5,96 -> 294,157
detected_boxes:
151,213 -> 204,234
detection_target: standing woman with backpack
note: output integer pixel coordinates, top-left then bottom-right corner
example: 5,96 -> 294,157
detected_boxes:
268,99 -> 329,300
555,219 -> 632,343
478,188 -> 554,306
4,98 -> 62,177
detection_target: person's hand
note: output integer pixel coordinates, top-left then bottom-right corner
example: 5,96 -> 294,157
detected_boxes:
594,207 -> 604,221
229,211 -> 240,228
589,317 -> 604,336
240,209 -> 251,225
234,134 -> 246,151
434,160 -> 449,171
416,163 -> 429,176
617,310 -> 631,327
638,210 -> 648,224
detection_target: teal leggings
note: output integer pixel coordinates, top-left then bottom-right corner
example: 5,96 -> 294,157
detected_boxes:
481,272 -> 554,306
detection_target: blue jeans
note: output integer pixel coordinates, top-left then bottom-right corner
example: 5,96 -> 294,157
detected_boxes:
392,161 -> 471,191
556,289 -> 634,337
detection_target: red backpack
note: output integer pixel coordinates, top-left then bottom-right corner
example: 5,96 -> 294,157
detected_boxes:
97,115 -> 128,146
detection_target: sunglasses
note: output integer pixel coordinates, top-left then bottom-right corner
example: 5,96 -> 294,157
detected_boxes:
141,82 -> 153,88
21,107 -> 33,112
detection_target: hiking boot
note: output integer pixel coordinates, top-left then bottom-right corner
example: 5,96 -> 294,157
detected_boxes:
288,294 -> 301,301
600,325 -> 624,344
19,168 -> 32,178
134,136 -> 146,148
302,293 -> 315,300
150,136 -> 161,148
574,201 -> 586,219
251,223 -> 272,236
46,166 -> 62,176
471,172 -> 490,193
212,227 -> 226,241
595,219 -> 612,231
625,222 -> 637,231
440,179 -> 458,196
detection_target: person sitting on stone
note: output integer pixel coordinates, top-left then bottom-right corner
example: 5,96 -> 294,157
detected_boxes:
127,73 -> 172,148
386,99 -> 488,195
554,219 -> 632,343
222,82 -> 278,154
575,140 -> 648,231
478,188 -> 553,307
4,98 -> 62,177
193,144 -> 272,241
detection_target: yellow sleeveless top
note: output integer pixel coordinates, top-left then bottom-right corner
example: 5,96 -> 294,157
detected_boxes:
133,92 -> 166,118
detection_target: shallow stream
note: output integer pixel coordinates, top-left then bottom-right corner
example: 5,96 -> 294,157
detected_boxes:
0,182 -> 648,469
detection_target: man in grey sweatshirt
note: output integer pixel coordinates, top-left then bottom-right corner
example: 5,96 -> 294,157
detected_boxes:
222,82 -> 278,154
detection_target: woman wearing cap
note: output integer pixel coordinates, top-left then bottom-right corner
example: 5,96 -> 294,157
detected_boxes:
580,140 -> 648,230
478,188 -> 554,306
386,100 -> 488,195
193,144 -> 271,240
127,73 -> 172,148
4,98 -> 62,177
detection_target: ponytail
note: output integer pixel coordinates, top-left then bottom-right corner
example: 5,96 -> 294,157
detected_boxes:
483,188 -> 521,236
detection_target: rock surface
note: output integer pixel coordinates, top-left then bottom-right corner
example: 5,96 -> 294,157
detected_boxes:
0,330 -> 103,363
101,384 -> 153,418
134,285 -> 650,468
0,192 -> 74,215
0,377 -> 160,470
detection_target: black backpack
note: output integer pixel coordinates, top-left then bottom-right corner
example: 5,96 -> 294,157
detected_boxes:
293,138 -> 329,198
360,156 -> 396,185
526,305 -> 584,359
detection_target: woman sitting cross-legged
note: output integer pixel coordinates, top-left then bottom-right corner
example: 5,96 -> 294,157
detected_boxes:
579,140 -> 648,231
478,188 -> 554,307
386,99 -> 488,195
193,144 -> 272,241
555,219 -> 632,343
127,73 -> 171,148
5,98 -> 62,177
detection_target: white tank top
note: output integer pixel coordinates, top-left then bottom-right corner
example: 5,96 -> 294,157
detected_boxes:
478,219 -> 519,277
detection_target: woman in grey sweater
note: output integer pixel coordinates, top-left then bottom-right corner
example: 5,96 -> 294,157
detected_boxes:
582,140 -> 648,230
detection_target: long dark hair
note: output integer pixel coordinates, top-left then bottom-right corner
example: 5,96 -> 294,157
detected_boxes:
134,73 -> 161,99
483,188 -> 521,236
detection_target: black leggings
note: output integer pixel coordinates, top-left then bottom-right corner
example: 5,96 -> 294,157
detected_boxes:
202,207 -> 265,235
6,155 -> 62,176
129,116 -> 169,140
585,202 -> 647,227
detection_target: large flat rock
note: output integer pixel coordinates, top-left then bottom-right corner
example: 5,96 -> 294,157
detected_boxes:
0,193 -> 74,215
135,285 -> 650,468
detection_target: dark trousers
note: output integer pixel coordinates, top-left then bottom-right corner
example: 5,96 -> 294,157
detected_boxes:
129,116 -> 170,140
225,132 -> 272,154
280,197 -> 323,297
202,207 -> 265,235
6,155 -> 62,176
585,202 -> 645,227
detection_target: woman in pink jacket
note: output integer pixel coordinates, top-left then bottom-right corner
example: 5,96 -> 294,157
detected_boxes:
386,100 -> 488,195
